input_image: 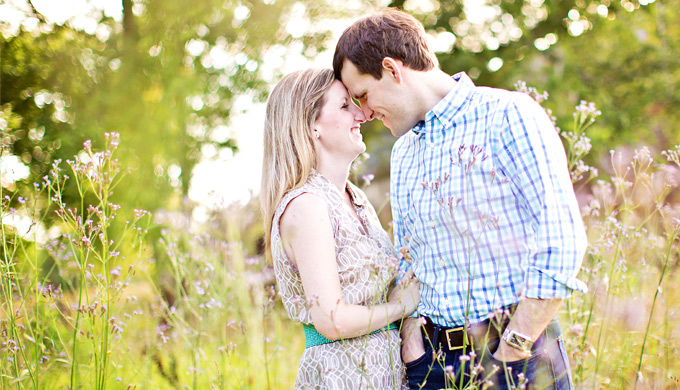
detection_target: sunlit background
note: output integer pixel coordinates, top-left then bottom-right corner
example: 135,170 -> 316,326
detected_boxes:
2,0 -> 344,214
2,0 -> 680,388
2,0 -> 639,215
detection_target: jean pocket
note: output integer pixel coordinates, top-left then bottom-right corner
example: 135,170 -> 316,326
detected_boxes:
405,344 -> 435,390
483,344 -> 541,365
405,344 -> 431,369
485,343 -> 559,389
484,345 -> 543,382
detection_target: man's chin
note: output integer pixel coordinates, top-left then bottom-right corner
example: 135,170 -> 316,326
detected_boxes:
382,118 -> 402,137
387,123 -> 410,138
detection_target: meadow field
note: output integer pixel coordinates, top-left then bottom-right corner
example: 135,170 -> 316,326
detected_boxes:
2,90 -> 680,390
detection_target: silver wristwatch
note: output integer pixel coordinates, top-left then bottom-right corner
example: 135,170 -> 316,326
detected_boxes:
501,328 -> 534,353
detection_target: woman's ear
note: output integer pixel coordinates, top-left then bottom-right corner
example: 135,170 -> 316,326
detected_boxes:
382,57 -> 403,83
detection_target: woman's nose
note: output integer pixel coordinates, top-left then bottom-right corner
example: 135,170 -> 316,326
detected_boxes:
354,108 -> 366,123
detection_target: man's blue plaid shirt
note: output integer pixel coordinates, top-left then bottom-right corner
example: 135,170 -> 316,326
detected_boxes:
391,72 -> 588,328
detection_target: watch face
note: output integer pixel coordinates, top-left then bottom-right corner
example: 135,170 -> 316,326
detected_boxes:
505,330 -> 533,352
509,333 -> 525,347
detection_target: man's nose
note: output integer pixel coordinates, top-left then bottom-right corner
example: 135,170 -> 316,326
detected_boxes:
360,104 -> 375,121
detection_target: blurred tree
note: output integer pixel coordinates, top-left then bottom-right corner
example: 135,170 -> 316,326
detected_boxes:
513,0 -> 680,158
353,0 -> 676,223
1,0 -> 332,213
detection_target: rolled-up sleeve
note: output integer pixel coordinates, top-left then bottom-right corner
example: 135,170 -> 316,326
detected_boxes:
495,94 -> 588,299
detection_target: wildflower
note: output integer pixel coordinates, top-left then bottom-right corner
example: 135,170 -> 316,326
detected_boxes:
514,81 -> 548,103
445,365 -> 455,381
106,132 -> 120,148
471,363 -> 484,376
574,100 -> 601,121
362,174 -> 375,186
399,244 -> 412,262
194,281 -> 205,295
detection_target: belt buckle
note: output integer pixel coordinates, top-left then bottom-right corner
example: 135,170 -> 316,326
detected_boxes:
444,326 -> 466,351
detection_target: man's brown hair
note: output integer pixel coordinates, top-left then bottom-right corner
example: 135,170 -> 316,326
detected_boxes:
333,8 -> 438,81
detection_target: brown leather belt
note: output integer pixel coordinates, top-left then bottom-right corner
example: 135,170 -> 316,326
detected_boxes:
422,305 -> 517,352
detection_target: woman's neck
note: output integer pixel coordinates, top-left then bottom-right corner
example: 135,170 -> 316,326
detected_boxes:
316,158 -> 351,194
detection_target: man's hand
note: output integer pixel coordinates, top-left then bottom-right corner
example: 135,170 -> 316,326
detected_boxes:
388,269 -> 420,316
491,297 -> 563,362
400,317 -> 426,364
492,339 -> 532,362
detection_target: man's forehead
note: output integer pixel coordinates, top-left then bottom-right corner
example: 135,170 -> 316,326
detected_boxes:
340,62 -> 366,98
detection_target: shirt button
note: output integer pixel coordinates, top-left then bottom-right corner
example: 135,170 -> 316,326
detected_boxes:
429,220 -> 436,228
429,143 -> 436,150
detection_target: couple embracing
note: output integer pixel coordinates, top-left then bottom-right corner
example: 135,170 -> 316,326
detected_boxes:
261,9 -> 587,390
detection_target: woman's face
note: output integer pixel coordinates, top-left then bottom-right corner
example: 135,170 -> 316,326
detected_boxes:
314,80 -> 366,160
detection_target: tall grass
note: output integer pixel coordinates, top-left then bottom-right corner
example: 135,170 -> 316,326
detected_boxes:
1,90 -> 679,389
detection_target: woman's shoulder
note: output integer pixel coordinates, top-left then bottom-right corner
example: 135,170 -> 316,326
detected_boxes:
275,175 -> 333,227
282,192 -> 327,219
279,192 -> 331,241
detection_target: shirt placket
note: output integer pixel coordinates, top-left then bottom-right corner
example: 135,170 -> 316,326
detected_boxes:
425,119 -> 457,319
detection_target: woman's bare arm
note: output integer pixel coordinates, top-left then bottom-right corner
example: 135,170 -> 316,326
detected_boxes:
280,193 -> 419,340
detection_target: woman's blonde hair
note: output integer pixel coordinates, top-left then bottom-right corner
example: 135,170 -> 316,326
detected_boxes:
261,68 -> 335,256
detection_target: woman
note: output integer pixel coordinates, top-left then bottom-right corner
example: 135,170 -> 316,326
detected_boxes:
261,68 -> 419,389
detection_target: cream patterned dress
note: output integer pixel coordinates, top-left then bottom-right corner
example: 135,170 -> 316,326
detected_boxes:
271,172 -> 409,390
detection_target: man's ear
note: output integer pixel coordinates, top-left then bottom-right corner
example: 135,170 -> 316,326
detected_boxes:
382,57 -> 404,83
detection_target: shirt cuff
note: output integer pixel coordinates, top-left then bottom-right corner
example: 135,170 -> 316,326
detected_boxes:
524,266 -> 588,299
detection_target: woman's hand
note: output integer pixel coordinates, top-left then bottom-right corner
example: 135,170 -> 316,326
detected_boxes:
388,269 -> 420,316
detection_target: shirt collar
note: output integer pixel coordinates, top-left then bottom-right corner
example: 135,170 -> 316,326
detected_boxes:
412,72 -> 475,135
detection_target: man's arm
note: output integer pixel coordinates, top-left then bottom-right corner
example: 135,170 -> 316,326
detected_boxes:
491,94 -> 588,360
495,94 -> 588,299
400,317 -> 425,363
492,298 -> 562,361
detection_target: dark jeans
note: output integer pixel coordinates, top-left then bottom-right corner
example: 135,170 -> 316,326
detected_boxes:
405,318 -> 573,390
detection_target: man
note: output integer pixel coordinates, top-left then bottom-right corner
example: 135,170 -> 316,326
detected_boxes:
333,9 -> 587,390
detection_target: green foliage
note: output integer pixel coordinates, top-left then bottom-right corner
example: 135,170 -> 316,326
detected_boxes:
359,0 -> 679,188
1,0 -> 334,215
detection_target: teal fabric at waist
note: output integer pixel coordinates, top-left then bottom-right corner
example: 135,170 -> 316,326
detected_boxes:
303,322 -> 399,348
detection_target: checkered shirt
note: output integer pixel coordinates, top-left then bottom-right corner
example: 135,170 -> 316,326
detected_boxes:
391,72 -> 588,328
